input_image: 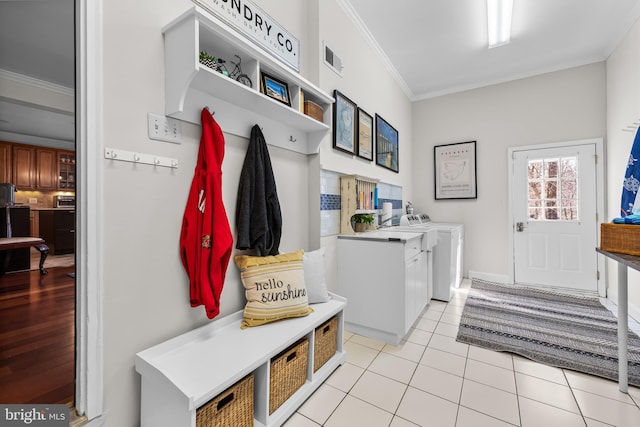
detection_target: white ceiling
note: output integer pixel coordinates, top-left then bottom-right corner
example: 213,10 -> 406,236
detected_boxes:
344,0 -> 640,100
0,0 -> 75,147
1,0 -> 640,144
0,0 -> 74,88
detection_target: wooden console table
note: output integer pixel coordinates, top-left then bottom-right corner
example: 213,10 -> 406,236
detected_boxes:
0,237 -> 49,275
596,248 -> 639,393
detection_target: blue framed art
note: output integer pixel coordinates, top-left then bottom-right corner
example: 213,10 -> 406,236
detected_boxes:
375,114 -> 399,173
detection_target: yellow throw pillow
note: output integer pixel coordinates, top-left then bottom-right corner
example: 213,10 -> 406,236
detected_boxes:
235,250 -> 313,328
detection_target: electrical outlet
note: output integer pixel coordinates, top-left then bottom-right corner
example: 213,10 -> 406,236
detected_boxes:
29,198 -> 38,204
147,113 -> 182,144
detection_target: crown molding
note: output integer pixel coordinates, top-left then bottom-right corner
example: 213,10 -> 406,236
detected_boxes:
0,68 -> 74,97
336,0 -> 415,100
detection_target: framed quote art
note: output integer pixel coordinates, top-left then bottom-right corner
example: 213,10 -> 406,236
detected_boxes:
434,141 -> 477,199
375,114 -> 398,173
333,90 -> 357,154
356,108 -> 373,161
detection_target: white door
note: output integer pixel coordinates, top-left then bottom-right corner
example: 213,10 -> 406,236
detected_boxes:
512,143 -> 598,292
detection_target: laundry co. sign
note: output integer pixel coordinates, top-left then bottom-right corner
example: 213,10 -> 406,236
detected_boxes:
193,0 -> 300,72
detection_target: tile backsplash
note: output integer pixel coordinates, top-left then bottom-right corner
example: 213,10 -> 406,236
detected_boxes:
14,190 -> 75,209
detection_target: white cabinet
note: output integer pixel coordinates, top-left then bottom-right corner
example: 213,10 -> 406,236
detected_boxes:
135,294 -> 346,427
162,7 -> 334,155
337,232 -> 428,345
406,250 -> 427,330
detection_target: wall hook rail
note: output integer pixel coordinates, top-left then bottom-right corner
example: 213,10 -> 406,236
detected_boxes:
104,147 -> 178,169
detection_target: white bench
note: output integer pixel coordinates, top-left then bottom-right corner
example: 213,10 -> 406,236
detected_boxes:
135,293 -> 346,427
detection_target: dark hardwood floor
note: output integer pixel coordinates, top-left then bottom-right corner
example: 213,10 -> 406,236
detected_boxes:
0,264 -> 75,404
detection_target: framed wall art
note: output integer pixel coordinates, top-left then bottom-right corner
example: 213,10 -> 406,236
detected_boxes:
261,72 -> 291,106
356,108 -> 373,161
333,90 -> 357,154
375,114 -> 399,173
434,140 -> 477,199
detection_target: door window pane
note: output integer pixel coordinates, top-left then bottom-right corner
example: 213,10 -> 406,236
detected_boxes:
527,156 -> 579,221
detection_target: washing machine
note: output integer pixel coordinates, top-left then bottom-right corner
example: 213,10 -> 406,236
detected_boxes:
393,214 -> 464,302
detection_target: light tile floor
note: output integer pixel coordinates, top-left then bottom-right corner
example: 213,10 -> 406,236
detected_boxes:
284,279 -> 640,427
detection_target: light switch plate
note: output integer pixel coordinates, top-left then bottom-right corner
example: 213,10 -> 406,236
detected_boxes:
147,112 -> 182,144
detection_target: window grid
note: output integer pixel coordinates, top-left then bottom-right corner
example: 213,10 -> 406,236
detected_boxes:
527,157 -> 579,221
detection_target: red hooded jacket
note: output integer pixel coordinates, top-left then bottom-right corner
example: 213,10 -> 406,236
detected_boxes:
179,108 -> 233,319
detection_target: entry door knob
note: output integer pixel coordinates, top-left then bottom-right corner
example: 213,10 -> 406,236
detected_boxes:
516,222 -> 524,232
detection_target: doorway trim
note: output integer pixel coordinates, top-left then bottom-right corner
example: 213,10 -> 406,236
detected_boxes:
507,138 -> 606,296
76,0 -> 104,422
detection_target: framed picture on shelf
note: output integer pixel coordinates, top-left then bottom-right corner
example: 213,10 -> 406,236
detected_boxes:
434,140 -> 477,199
260,72 -> 291,106
356,108 -> 373,161
375,114 -> 399,172
333,90 -> 357,154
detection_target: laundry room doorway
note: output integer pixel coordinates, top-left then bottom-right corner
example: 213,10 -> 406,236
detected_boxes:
508,139 -> 605,295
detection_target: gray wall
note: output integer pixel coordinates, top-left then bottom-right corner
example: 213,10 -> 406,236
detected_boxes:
411,62 -> 607,279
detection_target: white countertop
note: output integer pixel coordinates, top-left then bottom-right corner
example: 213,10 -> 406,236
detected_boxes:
337,230 -> 424,242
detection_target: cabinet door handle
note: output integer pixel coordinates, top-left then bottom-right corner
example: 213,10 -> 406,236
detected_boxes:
70,230 -> 75,233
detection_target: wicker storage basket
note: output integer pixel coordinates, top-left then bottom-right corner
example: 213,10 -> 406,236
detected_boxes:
196,373 -> 254,427
314,316 -> 338,372
304,100 -> 323,122
601,223 -> 640,256
269,338 -> 308,414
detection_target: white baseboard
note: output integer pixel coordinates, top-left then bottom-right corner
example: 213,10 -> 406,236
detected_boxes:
468,271 -> 510,284
606,289 -> 640,324
84,415 -> 105,427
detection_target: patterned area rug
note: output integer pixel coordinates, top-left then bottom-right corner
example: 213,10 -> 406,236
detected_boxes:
456,279 -> 640,386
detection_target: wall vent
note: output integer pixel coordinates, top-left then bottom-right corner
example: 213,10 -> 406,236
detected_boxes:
323,42 -> 343,76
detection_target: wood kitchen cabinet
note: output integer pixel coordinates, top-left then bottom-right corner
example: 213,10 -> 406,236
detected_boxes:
0,143 -> 11,183
36,148 -> 57,190
39,209 -> 75,255
12,144 -> 35,189
4,143 -> 75,190
57,151 -> 75,190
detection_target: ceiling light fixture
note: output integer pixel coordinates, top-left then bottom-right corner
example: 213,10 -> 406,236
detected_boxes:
487,0 -> 513,48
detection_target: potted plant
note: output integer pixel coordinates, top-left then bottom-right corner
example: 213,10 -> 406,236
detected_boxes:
199,51 -> 219,72
352,213 -> 374,232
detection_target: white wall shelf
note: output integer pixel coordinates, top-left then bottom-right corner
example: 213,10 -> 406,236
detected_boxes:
162,7 -> 334,155
136,294 -> 346,427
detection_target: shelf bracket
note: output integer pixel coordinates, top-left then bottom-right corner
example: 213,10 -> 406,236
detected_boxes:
104,148 -> 178,169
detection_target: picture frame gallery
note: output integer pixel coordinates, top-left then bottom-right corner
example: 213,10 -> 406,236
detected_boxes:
331,90 -> 399,173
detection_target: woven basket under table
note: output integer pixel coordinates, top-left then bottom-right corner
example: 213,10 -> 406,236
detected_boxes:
196,372 -> 254,427
269,338 -> 308,414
